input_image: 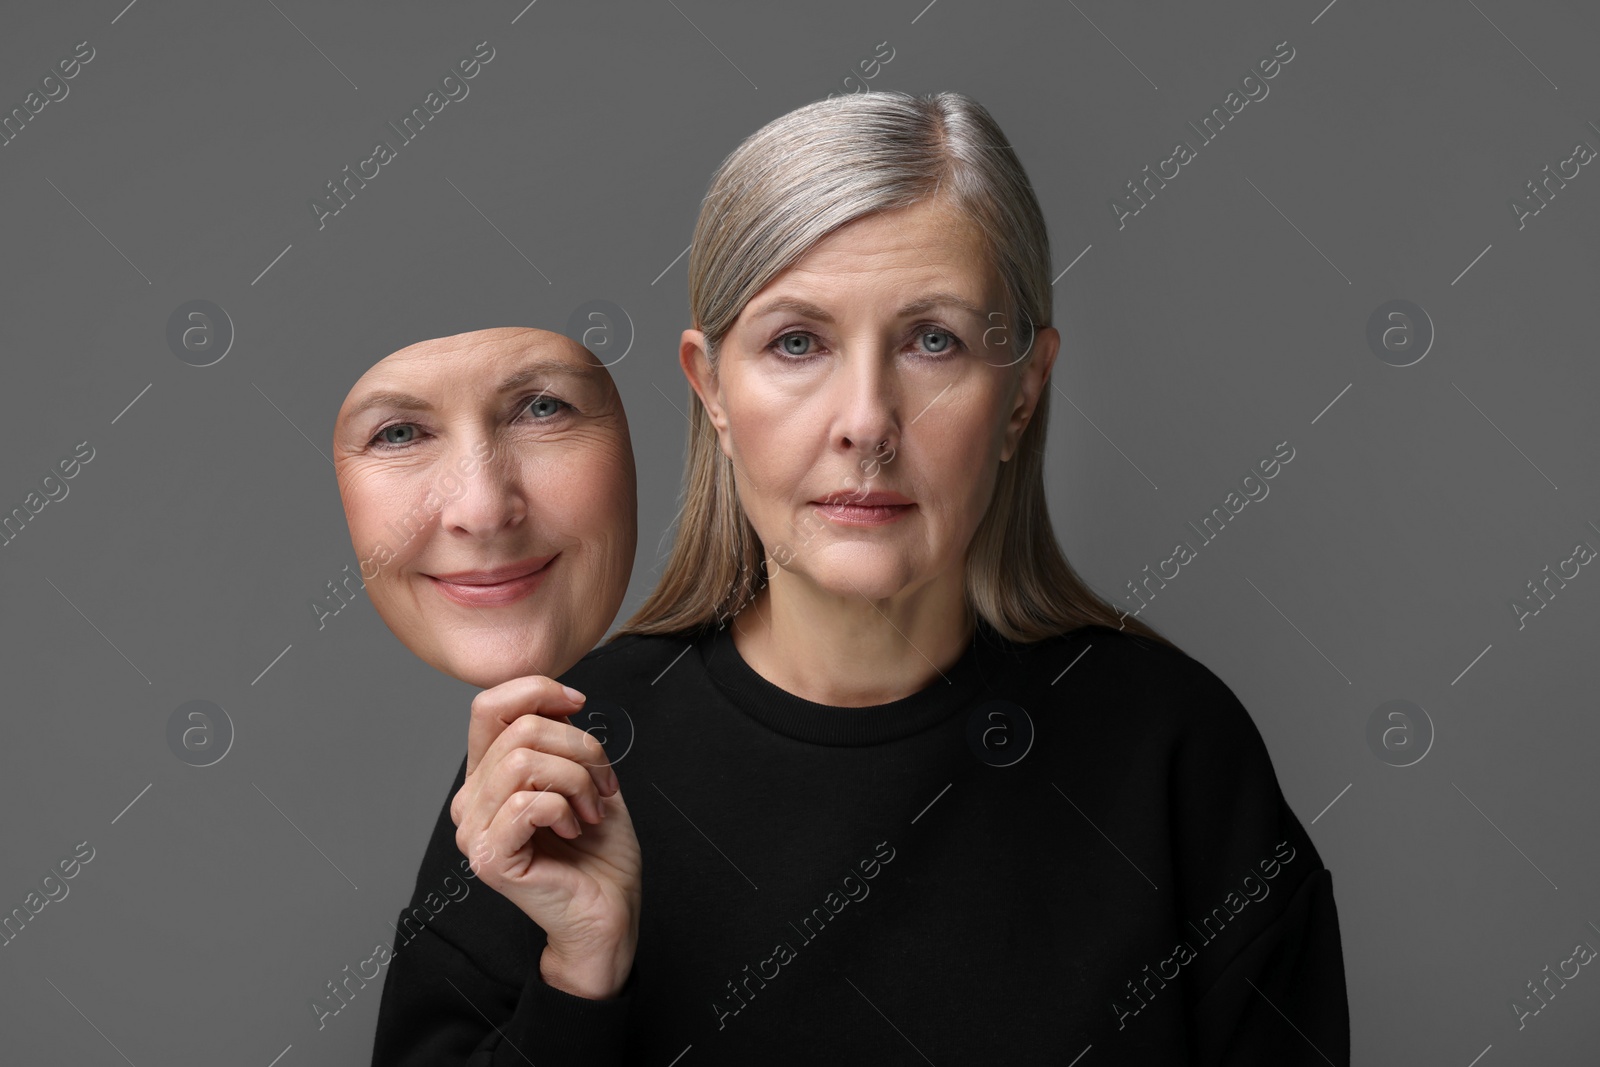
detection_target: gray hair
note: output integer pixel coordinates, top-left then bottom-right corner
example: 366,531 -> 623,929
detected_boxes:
617,91 -> 1173,649
691,91 -> 1042,362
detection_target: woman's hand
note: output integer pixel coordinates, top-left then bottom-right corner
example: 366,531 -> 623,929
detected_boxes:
450,676 -> 641,1000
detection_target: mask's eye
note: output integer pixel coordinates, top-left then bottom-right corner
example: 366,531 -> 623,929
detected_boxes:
372,423 -> 420,447
519,394 -> 573,420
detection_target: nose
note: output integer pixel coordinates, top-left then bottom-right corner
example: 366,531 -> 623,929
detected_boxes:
830,339 -> 901,461
436,438 -> 525,540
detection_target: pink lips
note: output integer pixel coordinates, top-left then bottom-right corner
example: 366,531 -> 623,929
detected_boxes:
810,490 -> 914,527
427,555 -> 557,607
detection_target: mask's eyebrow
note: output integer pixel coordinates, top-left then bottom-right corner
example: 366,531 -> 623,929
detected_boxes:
340,359 -> 606,425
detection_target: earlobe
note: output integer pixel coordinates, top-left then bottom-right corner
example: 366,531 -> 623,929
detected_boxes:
999,327 -> 1059,462
680,329 -> 731,444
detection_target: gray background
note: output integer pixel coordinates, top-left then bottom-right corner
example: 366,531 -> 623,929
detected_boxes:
1,0 -> 1595,1063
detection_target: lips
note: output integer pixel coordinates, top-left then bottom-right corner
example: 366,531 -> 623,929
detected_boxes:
431,555 -> 556,585
811,489 -> 913,507
427,555 -> 557,607
809,490 -> 914,528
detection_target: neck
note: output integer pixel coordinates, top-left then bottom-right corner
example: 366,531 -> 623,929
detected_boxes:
730,565 -> 975,707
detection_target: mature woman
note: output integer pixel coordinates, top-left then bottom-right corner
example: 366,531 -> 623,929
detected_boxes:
371,93 -> 1348,1065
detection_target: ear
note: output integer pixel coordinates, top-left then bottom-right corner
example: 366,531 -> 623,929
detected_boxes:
680,328 -> 733,457
999,325 -> 1059,462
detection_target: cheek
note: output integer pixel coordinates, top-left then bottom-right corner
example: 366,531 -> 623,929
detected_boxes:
725,396 -> 813,500
538,448 -> 636,545
903,412 -> 1004,558
352,469 -> 459,586
725,390 -> 772,447
342,470 -> 411,547
917,394 -> 1004,484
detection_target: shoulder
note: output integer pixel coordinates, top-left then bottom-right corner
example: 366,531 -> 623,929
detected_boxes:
554,628 -> 708,694
1012,624 -> 1294,834
1026,625 -> 1331,895
1008,623 -> 1256,748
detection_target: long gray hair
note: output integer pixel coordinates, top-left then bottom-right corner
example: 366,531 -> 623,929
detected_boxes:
616,91 -> 1172,649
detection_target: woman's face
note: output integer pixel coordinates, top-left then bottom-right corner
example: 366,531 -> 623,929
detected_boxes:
333,327 -> 636,689
682,197 -> 1058,608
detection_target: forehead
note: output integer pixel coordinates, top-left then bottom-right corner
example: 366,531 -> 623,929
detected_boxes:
360,328 -> 594,388
735,198 -> 1005,328
791,197 -> 995,279
338,329 -> 607,422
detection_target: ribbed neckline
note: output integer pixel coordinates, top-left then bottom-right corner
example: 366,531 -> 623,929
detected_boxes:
695,620 -> 1010,746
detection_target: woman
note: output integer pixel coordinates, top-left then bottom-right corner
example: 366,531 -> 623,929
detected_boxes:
371,93 -> 1348,1065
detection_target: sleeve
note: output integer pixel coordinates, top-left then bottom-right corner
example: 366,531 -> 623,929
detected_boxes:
1190,868 -> 1348,1066
1163,659 -> 1350,1067
368,755 -> 638,1066
368,917 -> 637,1066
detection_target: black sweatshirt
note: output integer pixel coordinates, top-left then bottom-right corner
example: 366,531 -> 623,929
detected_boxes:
369,621 -> 1349,1065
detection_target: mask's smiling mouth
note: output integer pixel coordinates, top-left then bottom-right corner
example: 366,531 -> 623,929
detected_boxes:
425,554 -> 558,606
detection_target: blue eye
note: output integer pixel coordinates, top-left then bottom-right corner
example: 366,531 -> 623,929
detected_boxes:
372,423 -> 419,447
368,394 -> 572,451
521,395 -> 570,419
777,332 -> 813,357
765,326 -> 963,362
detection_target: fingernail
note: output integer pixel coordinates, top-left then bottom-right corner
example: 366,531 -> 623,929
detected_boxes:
561,685 -> 585,702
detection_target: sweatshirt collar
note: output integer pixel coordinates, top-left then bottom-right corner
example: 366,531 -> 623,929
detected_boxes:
696,619 -> 1008,746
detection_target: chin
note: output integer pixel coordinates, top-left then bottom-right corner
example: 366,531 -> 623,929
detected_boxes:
805,566 -> 912,604
450,655 -> 544,690
798,544 -> 908,592
423,630 -> 544,687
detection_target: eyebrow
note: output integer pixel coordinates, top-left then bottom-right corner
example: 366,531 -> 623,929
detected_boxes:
342,359 -> 603,422
744,291 -> 989,325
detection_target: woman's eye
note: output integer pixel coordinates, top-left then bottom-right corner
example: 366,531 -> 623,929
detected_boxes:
373,423 -> 418,447
766,328 -> 959,360
777,332 -> 813,357
917,329 -> 956,355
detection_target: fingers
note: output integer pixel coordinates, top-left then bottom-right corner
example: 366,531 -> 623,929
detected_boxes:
461,745 -> 608,840
465,675 -> 587,779
452,706 -> 621,828
475,702 -> 618,801
457,790 -> 583,876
